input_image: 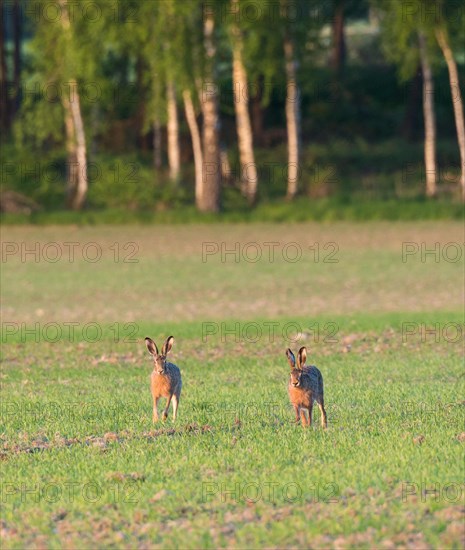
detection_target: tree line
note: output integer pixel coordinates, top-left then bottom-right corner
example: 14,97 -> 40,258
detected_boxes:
0,0 -> 464,211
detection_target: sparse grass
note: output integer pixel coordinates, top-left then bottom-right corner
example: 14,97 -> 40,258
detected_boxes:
1,223 -> 464,548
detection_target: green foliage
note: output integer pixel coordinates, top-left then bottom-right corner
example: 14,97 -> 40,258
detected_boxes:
14,0 -> 105,145
3,0 -> 465,213
3,126 -> 463,221
375,0 -> 464,81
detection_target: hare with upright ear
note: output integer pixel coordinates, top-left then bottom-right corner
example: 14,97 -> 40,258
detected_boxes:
145,336 -> 182,423
286,346 -> 327,428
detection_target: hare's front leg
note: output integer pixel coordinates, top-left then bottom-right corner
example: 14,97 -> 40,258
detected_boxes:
162,395 -> 173,421
293,404 -> 300,424
152,397 -> 160,423
172,392 -> 180,421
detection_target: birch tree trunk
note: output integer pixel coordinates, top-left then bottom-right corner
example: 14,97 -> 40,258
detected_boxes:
166,79 -> 181,183
435,27 -> 465,201
283,33 -> 301,199
62,83 -> 88,211
59,0 -> 88,210
63,94 -> 78,204
231,0 -> 258,204
183,89 -> 203,205
418,32 -> 437,198
199,11 -> 220,212
68,79 -> 88,210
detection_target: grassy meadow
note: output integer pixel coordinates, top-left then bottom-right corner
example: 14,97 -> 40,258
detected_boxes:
1,222 -> 464,549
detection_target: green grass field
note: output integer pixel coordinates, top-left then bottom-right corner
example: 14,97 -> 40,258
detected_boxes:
1,222 -> 464,549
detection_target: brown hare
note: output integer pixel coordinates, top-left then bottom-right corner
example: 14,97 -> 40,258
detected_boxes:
145,336 -> 182,423
286,346 -> 327,428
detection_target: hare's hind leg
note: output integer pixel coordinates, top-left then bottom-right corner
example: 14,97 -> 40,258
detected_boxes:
307,401 -> 314,427
300,408 -> 309,427
316,396 -> 327,428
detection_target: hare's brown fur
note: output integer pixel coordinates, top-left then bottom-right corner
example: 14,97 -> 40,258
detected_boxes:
146,336 -> 182,422
286,347 -> 327,428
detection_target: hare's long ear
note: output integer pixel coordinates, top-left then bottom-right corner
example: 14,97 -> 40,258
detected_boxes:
145,337 -> 158,356
162,336 -> 174,355
297,347 -> 307,370
286,348 -> 296,370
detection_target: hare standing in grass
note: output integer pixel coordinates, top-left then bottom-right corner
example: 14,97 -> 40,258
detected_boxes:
145,336 -> 182,423
286,346 -> 327,428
